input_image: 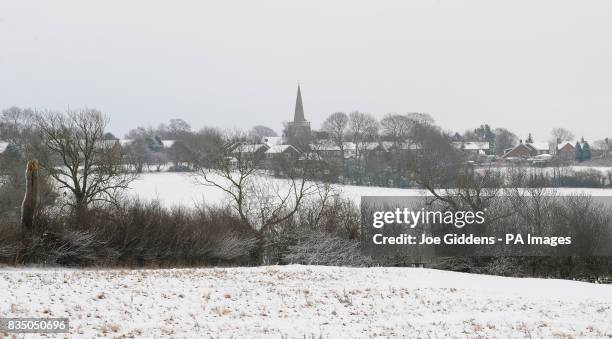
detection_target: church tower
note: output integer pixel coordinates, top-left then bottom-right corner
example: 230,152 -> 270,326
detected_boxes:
286,84 -> 311,149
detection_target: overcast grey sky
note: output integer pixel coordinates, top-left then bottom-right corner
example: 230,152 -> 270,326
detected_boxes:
1,0 -> 611,140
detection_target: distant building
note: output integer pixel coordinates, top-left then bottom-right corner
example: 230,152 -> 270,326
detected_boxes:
556,142 -> 575,160
232,143 -> 270,159
503,140 -> 552,159
452,141 -> 490,158
285,85 -> 311,150
310,140 -> 357,160
265,144 -> 299,157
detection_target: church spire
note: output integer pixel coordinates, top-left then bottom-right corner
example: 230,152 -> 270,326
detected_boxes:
294,84 -> 306,122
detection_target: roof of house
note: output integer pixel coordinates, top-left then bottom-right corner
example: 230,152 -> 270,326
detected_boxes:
452,141 -> 489,151
233,143 -> 269,153
381,141 -> 420,150
503,141 -> 551,158
310,141 -> 357,151
503,143 -> 533,158
557,141 -> 574,148
525,142 -> 550,151
265,145 -> 298,154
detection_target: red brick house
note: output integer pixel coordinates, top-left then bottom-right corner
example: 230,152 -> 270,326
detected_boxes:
503,141 -> 551,159
556,142 -> 575,160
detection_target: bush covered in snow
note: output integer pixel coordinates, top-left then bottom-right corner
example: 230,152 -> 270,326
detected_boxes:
282,231 -> 373,266
2,200 -> 259,266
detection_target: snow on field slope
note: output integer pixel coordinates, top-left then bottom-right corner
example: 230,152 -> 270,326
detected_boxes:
127,172 -> 435,207
1,266 -> 611,338
127,172 -> 612,208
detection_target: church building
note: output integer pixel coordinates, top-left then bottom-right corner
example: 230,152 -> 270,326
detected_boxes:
285,84 -> 311,149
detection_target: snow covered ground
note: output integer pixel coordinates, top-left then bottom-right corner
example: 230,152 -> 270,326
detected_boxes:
126,171 -> 431,207
1,265 -> 610,338
126,171 -> 612,208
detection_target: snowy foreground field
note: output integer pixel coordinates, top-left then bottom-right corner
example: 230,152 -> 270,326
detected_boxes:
2,266 -> 611,338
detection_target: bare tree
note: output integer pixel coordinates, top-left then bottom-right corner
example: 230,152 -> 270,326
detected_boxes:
494,128 -> 518,156
551,128 -> 575,143
150,151 -> 168,172
35,109 -> 135,211
348,111 -> 379,182
406,112 -> 435,126
0,107 -> 35,145
348,111 -> 378,158
195,131 -> 331,261
180,127 -> 225,169
125,125 -> 155,140
322,112 -> 349,163
594,138 -> 611,159
249,125 -> 278,142
380,113 -> 413,148
124,138 -> 152,173
167,118 -> 192,139
407,123 -> 507,214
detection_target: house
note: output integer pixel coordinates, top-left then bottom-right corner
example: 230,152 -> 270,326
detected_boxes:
231,143 -> 270,164
309,141 -> 357,160
503,143 -> 532,158
527,142 -> 551,155
503,141 -> 551,159
265,145 -> 300,159
383,141 -> 421,153
264,145 -> 300,175
452,141 -> 490,157
553,139 -> 607,161
555,142 -> 575,160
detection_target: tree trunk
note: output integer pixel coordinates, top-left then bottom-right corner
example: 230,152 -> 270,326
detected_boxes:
21,160 -> 39,238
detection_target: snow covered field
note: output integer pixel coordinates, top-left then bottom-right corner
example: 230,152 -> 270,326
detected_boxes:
127,171 -> 431,207
127,171 -> 612,208
1,265 -> 611,338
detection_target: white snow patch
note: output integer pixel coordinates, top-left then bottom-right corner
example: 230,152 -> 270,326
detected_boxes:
1,266 -> 610,337
126,172 -> 612,208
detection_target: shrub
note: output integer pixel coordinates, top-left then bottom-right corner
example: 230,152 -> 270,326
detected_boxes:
0,223 -> 21,262
557,169 -> 606,188
7,200 -> 258,267
282,231 -> 374,266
